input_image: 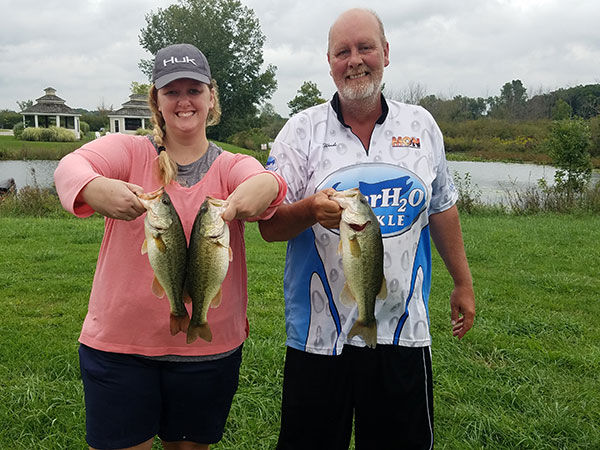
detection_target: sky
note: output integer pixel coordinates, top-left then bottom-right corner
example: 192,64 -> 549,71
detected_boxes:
1,0 -> 599,117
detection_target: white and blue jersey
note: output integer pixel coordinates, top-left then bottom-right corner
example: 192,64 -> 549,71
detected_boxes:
266,94 -> 458,355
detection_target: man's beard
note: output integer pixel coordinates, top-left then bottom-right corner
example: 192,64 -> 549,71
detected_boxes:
338,70 -> 382,101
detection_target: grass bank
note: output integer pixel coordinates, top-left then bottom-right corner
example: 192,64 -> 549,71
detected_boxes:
0,135 -> 267,165
0,213 -> 598,449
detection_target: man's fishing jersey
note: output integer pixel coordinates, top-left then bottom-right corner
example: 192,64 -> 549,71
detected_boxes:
266,94 -> 458,355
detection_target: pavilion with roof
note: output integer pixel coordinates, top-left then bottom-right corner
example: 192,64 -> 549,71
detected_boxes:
20,87 -> 81,139
107,94 -> 152,134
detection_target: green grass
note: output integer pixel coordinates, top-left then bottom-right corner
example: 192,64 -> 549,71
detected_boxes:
0,134 -> 96,160
0,214 -> 599,449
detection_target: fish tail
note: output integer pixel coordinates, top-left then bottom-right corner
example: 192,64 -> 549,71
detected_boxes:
186,322 -> 213,344
169,312 -> 190,336
348,320 -> 377,349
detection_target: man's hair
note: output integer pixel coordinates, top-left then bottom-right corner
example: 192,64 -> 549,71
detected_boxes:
327,8 -> 388,52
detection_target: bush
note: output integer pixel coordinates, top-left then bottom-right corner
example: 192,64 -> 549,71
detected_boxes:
12,122 -> 25,139
545,118 -> 592,193
135,128 -> 152,136
228,128 -> 270,151
0,111 -> 23,129
20,126 -> 76,142
80,121 -> 90,135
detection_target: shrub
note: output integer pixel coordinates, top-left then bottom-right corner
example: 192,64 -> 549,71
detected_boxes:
545,118 -> 592,193
12,122 -> 25,139
80,121 -> 90,135
135,128 -> 152,136
20,126 -> 76,142
228,128 -> 270,151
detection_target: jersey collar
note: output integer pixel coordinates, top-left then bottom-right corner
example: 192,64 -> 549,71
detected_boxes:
330,92 -> 389,128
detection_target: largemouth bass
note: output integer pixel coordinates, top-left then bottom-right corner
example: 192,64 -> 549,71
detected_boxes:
331,188 -> 387,348
186,197 -> 232,344
138,187 -> 190,336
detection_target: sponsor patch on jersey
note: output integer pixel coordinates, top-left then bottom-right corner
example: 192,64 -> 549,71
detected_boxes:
265,155 -> 278,171
392,135 -> 421,148
317,163 -> 427,237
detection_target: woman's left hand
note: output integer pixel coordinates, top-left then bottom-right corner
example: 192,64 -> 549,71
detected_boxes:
222,173 -> 279,222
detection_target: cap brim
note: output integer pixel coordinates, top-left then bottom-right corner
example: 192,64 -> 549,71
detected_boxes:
154,71 -> 211,89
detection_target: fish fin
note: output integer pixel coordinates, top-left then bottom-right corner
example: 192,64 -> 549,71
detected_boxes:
186,323 -> 213,344
348,319 -> 377,349
339,282 -> 356,307
183,290 -> 193,304
337,239 -> 342,256
141,239 -> 148,255
170,312 -> 190,336
151,276 -> 165,298
210,288 -> 222,308
349,236 -> 361,258
228,246 -> 233,262
377,277 -> 388,300
154,236 -> 167,253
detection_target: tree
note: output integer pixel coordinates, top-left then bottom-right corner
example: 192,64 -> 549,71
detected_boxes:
546,118 -> 592,193
287,81 -> 326,115
551,98 -> 572,120
16,100 -> 33,112
489,80 -> 528,119
131,81 -> 151,96
385,82 -> 427,105
139,0 -> 277,140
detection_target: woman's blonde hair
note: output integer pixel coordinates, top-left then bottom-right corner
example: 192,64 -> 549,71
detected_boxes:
148,80 -> 222,185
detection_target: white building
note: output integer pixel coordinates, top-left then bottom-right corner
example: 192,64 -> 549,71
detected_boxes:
108,94 -> 152,134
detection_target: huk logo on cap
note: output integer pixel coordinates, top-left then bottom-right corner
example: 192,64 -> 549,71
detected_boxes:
163,56 -> 197,67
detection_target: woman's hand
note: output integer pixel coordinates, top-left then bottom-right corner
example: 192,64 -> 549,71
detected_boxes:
81,176 -> 146,220
222,173 -> 279,222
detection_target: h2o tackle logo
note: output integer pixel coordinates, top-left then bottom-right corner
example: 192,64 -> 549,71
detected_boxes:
317,163 -> 427,237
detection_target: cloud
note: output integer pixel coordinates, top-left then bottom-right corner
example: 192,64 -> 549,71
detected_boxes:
1,0 -> 599,117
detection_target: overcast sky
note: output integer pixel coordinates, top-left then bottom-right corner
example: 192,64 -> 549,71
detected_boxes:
1,0 -> 598,117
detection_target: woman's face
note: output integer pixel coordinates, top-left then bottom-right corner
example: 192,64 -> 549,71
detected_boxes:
156,78 -> 214,135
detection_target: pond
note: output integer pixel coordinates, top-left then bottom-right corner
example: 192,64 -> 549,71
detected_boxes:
0,159 -> 598,205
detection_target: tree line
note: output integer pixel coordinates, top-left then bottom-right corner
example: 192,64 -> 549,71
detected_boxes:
2,0 -> 599,157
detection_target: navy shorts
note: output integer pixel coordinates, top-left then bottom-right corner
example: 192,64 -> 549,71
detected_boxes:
78,344 -> 242,449
276,345 -> 434,450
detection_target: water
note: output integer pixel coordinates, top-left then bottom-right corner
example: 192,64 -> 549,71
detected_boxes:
448,161 -> 557,204
0,159 -> 598,204
0,160 -> 59,191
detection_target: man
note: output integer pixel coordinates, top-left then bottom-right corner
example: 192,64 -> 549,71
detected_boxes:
259,8 -> 475,450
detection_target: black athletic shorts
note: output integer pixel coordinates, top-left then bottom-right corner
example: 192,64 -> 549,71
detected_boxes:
79,344 -> 242,449
276,344 -> 434,450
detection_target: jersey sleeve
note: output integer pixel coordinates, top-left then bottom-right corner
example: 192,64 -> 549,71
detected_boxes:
267,115 -> 311,204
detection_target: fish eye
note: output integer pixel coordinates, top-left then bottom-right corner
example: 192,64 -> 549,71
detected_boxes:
162,198 -> 170,206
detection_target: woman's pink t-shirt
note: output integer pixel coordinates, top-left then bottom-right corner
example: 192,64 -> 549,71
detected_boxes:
54,133 -> 285,356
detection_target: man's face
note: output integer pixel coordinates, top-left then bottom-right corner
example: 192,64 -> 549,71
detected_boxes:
327,11 -> 389,102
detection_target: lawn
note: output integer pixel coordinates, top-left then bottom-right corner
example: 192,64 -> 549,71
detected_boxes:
0,214 -> 598,449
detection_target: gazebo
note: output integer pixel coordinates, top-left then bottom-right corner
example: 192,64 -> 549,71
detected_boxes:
108,94 -> 152,134
21,87 -> 81,139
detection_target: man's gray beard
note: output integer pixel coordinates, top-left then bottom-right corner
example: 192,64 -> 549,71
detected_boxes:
338,77 -> 382,102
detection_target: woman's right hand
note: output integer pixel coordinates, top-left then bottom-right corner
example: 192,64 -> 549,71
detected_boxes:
81,177 -> 146,220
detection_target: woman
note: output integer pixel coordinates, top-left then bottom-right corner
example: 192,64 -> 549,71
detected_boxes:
54,43 -> 286,450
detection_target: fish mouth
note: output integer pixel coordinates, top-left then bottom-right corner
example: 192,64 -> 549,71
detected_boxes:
349,221 -> 369,232
137,186 -> 164,200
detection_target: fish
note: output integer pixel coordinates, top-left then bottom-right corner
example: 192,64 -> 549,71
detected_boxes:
331,187 -> 387,348
186,196 -> 233,344
138,187 -> 190,336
